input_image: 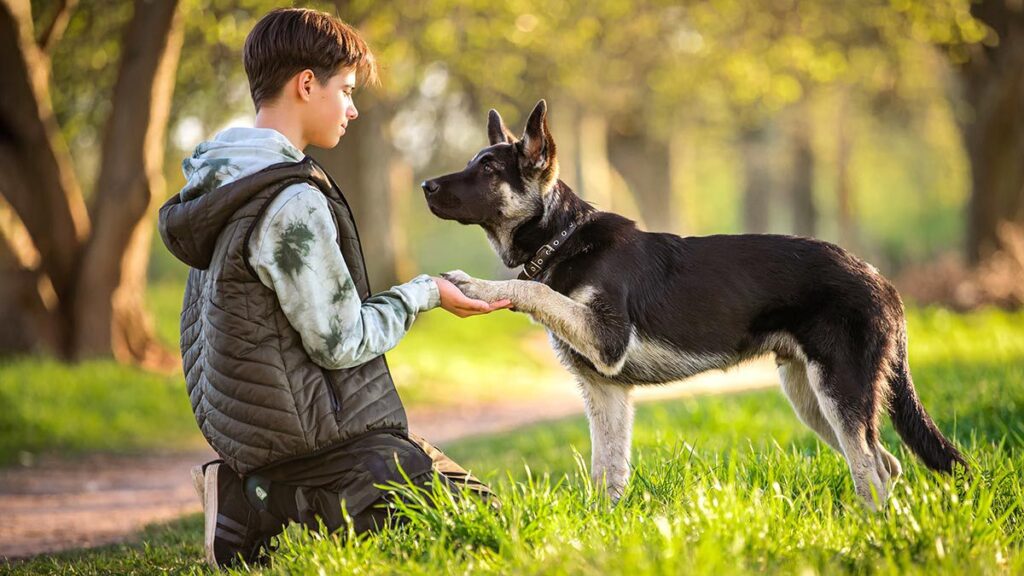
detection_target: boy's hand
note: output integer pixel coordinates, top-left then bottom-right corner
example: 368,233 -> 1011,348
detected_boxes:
433,276 -> 511,318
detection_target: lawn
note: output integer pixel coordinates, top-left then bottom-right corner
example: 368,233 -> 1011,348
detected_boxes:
5,307 -> 1023,574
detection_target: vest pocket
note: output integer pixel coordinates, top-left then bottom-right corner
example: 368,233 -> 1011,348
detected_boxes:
321,368 -> 342,415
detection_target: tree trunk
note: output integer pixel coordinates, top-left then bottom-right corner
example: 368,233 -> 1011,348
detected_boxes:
71,0 -> 183,367
311,100 -> 401,291
0,0 -> 182,367
0,0 -> 89,355
789,114 -> 816,238
740,126 -> 774,233
961,0 -> 1024,265
0,199 -> 57,354
608,129 -> 674,233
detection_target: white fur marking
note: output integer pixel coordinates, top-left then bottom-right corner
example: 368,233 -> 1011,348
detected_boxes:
805,361 -> 889,510
578,376 -> 633,501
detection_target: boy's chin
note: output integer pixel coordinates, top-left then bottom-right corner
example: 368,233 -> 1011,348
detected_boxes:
310,132 -> 342,150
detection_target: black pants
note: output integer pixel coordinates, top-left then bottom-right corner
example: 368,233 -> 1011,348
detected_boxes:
229,433 -> 493,539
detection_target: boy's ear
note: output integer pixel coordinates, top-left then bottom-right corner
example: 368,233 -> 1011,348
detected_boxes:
296,69 -> 316,101
487,109 -> 517,145
521,99 -> 552,169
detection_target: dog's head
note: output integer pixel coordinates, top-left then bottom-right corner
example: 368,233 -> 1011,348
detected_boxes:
422,100 -> 558,233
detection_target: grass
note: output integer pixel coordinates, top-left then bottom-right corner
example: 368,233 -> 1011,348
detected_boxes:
5,307 -> 1023,574
0,359 -> 202,466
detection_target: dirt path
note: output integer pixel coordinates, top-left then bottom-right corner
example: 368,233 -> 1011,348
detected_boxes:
0,360 -> 777,560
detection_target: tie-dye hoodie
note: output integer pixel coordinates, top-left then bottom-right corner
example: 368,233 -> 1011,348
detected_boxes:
179,126 -> 439,369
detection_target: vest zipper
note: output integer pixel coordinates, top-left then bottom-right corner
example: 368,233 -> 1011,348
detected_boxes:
321,368 -> 341,414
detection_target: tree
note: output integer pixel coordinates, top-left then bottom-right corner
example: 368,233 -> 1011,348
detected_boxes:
958,0 -> 1024,264
0,0 -> 183,364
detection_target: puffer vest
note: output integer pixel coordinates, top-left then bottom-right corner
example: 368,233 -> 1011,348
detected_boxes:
159,156 -> 411,475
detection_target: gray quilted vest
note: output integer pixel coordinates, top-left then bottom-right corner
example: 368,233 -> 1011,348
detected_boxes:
158,156 -> 422,480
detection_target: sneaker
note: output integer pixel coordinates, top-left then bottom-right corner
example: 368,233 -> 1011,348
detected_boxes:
191,459 -> 224,511
190,465 -> 205,509
202,463 -> 272,569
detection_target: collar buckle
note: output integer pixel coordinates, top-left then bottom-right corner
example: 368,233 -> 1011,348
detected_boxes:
518,221 -> 581,281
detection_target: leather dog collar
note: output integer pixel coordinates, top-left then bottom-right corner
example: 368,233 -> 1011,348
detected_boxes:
518,220 -> 581,281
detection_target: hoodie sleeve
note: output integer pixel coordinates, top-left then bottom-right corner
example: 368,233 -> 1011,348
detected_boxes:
249,184 -> 440,369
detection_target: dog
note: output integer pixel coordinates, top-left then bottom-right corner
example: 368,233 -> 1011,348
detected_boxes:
421,99 -> 967,509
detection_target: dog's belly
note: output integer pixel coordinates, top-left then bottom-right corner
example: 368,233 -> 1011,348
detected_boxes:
548,331 -> 736,385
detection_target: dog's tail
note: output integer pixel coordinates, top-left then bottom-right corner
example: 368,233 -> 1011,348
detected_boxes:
887,328 -> 968,473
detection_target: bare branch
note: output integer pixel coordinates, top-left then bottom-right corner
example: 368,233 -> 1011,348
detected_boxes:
36,0 -> 78,55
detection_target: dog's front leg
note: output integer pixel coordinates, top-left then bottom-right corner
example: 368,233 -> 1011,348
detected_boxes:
579,377 -> 633,503
441,271 -> 630,377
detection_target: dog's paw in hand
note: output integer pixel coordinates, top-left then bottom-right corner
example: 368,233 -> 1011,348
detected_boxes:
440,269 -> 497,302
440,269 -> 472,287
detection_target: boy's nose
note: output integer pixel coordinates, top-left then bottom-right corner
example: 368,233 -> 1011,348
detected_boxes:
421,180 -> 440,196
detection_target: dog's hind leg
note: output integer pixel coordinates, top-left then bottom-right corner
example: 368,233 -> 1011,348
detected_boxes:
875,443 -> 902,485
805,361 -> 890,510
578,377 -> 634,503
777,357 -> 844,455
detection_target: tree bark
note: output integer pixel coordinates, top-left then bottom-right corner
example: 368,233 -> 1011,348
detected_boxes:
0,0 -> 182,366
0,0 -> 89,339
961,0 -> 1024,265
311,100 -> 401,291
0,199 -> 57,354
71,0 -> 183,367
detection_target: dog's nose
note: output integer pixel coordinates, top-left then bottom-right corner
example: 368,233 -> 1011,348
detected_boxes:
421,180 -> 440,196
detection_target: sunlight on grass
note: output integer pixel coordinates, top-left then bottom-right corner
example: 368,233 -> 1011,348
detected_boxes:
0,359 -> 201,465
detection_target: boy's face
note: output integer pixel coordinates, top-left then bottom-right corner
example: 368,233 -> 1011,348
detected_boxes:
304,67 -> 359,149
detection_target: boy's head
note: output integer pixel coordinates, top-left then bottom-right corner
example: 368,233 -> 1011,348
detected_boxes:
243,8 -> 377,148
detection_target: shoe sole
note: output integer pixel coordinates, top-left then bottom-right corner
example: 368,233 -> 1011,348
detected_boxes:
191,465 -> 205,510
203,463 -> 220,570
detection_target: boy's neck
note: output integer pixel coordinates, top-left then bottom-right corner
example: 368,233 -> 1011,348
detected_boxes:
254,107 -> 307,151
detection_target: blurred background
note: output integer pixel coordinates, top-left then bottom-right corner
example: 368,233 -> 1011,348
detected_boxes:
0,0 -> 1022,456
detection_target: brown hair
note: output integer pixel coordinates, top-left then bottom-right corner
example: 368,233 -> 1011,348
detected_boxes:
243,8 -> 378,112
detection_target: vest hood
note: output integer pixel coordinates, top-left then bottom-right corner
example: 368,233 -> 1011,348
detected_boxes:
158,128 -> 331,269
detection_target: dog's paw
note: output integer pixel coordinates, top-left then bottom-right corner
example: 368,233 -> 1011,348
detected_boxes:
440,269 -> 507,302
441,269 -> 488,300
440,269 -> 472,286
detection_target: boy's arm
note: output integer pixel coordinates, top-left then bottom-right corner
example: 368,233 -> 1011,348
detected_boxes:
250,185 -> 439,369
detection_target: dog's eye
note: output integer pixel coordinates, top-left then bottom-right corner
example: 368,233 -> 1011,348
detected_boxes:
482,159 -> 499,173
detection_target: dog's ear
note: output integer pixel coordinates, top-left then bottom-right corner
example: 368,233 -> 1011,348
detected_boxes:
487,109 -> 517,145
521,99 -> 554,170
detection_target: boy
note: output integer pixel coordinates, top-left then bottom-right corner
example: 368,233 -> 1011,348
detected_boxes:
158,7 -> 508,569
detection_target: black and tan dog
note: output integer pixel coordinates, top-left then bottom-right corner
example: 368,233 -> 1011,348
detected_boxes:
422,100 -> 967,508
